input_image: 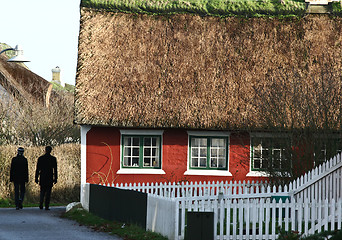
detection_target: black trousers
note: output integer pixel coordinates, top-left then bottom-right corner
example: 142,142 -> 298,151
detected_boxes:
40,185 -> 52,209
14,182 -> 25,207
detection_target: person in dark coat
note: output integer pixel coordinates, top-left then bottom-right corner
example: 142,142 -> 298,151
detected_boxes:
35,146 -> 57,210
10,147 -> 29,210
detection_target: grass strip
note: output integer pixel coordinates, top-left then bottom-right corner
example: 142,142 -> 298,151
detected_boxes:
0,198 -> 64,208
62,208 -> 168,240
81,0 -> 308,17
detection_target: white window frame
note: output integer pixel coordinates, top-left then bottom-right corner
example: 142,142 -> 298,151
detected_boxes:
117,130 -> 166,175
247,132 -> 291,177
185,131 -> 232,176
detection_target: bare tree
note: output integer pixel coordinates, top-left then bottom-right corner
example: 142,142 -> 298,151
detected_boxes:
0,87 -> 79,146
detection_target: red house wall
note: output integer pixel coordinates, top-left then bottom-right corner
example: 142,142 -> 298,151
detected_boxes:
86,127 -> 262,185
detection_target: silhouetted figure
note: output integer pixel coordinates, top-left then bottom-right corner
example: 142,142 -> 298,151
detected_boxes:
35,146 -> 57,210
10,147 -> 29,210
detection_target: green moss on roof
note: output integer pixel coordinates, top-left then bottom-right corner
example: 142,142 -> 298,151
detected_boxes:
81,0 -> 309,17
332,1 -> 342,14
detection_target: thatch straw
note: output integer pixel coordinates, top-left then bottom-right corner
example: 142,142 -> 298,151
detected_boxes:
0,55 -> 52,105
75,10 -> 342,131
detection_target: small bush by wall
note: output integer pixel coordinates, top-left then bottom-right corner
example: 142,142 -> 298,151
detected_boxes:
0,144 -> 80,204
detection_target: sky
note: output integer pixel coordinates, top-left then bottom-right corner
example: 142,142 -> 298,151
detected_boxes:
0,0 -> 80,86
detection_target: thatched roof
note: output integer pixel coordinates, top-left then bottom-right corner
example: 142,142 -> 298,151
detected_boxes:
0,54 -> 52,106
75,8 -> 342,131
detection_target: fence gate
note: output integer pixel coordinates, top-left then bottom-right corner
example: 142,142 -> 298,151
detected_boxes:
186,212 -> 214,240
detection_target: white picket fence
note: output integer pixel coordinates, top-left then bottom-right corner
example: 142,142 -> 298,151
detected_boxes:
106,154 -> 342,239
176,197 -> 342,240
113,180 -> 273,198
144,193 -> 342,240
290,154 -> 342,202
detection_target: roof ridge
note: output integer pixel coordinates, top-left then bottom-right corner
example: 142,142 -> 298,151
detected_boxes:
80,0 -> 313,17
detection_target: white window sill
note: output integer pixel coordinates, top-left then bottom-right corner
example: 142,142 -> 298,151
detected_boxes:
117,169 -> 166,175
184,170 -> 232,176
246,171 -> 269,177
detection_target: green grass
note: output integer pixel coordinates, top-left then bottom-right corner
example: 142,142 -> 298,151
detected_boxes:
81,0 -> 310,17
332,1 -> 342,14
62,208 -> 168,240
0,198 -> 13,208
0,198 -> 64,208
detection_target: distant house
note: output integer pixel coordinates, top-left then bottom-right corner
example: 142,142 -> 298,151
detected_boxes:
75,1 -> 342,205
0,51 -> 52,106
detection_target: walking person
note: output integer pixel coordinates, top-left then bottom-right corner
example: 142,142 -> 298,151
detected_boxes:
10,147 -> 29,210
35,146 -> 57,210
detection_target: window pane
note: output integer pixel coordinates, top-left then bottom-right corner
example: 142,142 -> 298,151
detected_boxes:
253,159 -> 260,169
273,159 -> 280,169
211,158 -> 217,168
152,158 -> 159,167
123,157 -> 131,167
211,139 -> 219,147
200,148 -> 207,157
200,158 -> 206,167
124,147 -> 131,156
154,148 -> 159,157
218,158 -> 226,168
192,158 -> 199,168
124,137 -> 131,146
212,138 -> 225,148
152,137 -> 157,145
211,149 -> 217,157
261,158 -> 269,169
200,138 -> 207,147
192,138 -> 200,147
132,157 -> 139,167
144,158 -> 151,167
218,149 -> 225,157
192,148 -> 198,157
193,138 -> 207,147
144,137 -> 151,146
133,147 -> 139,156
144,148 -> 151,156
132,137 -> 139,146
254,149 -> 261,158
273,149 -> 281,160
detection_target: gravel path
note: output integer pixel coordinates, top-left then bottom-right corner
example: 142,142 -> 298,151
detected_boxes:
0,206 -> 123,240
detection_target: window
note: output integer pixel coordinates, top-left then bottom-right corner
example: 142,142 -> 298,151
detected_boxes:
122,135 -> 161,169
314,137 -> 342,166
251,136 -> 290,171
189,136 -> 228,170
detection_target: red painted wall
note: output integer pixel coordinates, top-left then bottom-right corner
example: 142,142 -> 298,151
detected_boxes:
86,127 -> 264,185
